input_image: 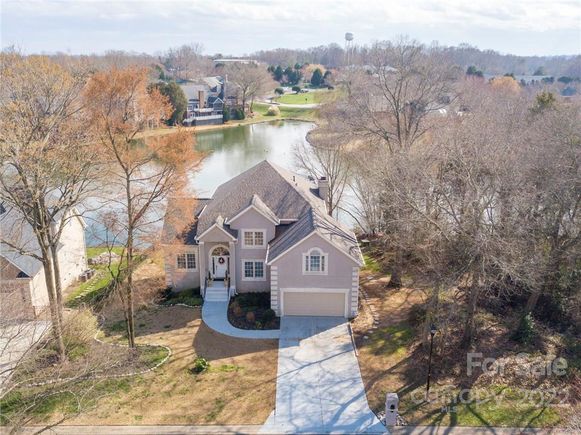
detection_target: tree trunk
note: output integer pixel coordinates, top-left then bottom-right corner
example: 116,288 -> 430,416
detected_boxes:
49,242 -> 65,329
524,245 -> 561,315
125,173 -> 136,348
389,249 -> 403,287
40,252 -> 66,361
461,275 -> 480,349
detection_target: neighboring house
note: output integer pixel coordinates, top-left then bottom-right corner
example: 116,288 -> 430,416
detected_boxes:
0,205 -> 88,321
181,76 -> 226,126
162,161 -> 363,318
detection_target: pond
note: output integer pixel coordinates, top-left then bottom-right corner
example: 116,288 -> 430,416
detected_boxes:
190,120 -> 316,197
85,120 -> 316,246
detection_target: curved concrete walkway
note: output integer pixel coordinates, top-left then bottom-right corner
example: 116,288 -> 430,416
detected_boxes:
202,300 -> 280,339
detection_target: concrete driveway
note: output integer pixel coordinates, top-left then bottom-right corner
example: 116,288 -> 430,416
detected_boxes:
0,321 -> 50,392
261,317 -> 386,434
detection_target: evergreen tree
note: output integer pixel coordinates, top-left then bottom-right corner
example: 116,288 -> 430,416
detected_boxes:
310,68 -> 323,87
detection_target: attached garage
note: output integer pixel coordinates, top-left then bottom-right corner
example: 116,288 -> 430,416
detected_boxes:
281,289 -> 348,317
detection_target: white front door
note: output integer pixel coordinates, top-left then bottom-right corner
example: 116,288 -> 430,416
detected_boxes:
212,256 -> 229,279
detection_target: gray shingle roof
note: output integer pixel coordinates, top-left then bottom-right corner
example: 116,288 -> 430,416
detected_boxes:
266,208 -> 363,266
196,160 -> 325,236
161,161 -> 362,264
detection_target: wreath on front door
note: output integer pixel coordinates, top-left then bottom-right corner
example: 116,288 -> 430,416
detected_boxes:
218,257 -> 225,264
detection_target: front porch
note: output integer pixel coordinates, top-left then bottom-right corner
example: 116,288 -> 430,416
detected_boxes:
199,242 -> 237,299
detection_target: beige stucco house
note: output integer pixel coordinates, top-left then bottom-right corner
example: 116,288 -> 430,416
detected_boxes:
162,160 -> 363,318
0,205 -> 88,320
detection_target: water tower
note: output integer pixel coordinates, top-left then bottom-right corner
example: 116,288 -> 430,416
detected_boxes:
345,32 -> 354,66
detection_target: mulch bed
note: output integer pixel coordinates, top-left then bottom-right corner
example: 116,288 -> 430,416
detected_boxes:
227,293 -> 280,330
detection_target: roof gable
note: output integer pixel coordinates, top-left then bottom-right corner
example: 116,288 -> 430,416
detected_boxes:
196,161 -> 323,236
266,208 -> 363,266
227,194 -> 280,226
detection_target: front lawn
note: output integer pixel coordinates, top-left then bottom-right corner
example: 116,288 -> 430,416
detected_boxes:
69,306 -> 278,425
4,254 -> 279,427
228,293 -> 280,330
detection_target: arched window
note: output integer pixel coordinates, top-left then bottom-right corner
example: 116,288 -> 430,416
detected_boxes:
212,246 -> 229,256
303,248 -> 328,275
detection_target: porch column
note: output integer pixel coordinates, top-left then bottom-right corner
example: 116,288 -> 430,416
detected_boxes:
199,242 -> 205,290
228,241 -> 236,290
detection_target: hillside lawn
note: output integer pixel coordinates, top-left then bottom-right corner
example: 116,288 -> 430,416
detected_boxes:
274,89 -> 337,105
6,255 -> 278,426
353,246 -> 578,429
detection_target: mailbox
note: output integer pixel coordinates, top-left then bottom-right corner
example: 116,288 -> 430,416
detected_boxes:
385,392 -> 399,426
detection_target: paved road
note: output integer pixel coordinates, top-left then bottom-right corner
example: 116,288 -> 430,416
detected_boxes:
261,316 -> 386,434
0,320 -> 50,392
202,300 -> 280,339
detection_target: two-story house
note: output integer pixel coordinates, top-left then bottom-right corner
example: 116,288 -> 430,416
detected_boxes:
161,160 -> 363,318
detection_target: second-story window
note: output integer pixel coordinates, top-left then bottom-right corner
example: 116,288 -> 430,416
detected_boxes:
303,248 -> 328,275
243,230 -> 265,248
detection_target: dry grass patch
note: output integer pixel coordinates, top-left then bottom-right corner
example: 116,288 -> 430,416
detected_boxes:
66,306 -> 278,425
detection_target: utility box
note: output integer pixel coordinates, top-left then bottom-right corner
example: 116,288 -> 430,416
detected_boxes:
385,392 -> 399,426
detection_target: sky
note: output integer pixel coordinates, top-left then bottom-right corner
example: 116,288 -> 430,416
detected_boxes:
1,0 -> 580,57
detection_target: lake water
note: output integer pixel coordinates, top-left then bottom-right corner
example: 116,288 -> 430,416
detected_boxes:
190,120 -> 316,197
86,120 -> 316,245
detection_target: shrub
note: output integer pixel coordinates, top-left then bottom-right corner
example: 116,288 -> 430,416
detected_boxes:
512,313 -> 536,344
231,300 -> 243,317
191,356 -> 210,374
262,308 -> 276,323
223,107 -> 230,122
255,321 -> 263,329
266,105 -> 280,116
292,85 -> 301,94
275,87 -> 284,95
235,108 -> 245,120
246,311 -> 256,323
62,308 -> 98,352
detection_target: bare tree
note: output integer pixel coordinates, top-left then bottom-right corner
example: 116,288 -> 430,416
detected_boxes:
227,63 -> 276,113
161,43 -> 209,81
0,53 -> 98,361
86,66 -> 202,347
295,104 -> 352,216
344,38 -> 460,286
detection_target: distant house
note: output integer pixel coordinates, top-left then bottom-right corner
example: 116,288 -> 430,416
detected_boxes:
162,161 -> 363,318
181,76 -> 228,126
0,204 -> 88,320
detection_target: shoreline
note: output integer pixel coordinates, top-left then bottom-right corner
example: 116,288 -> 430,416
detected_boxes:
139,115 -> 318,139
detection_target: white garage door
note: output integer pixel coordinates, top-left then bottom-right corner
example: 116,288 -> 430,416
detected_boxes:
282,290 -> 346,317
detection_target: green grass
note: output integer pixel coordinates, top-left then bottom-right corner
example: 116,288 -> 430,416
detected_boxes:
138,346 -> 169,367
362,253 -> 382,273
86,246 -> 124,260
274,90 -> 335,105
400,385 -> 563,427
253,102 -> 316,121
66,248 -> 144,308
367,323 -> 414,357
0,378 -> 133,425
160,287 -> 203,307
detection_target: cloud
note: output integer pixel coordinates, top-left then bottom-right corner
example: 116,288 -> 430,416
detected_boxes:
1,0 -> 580,55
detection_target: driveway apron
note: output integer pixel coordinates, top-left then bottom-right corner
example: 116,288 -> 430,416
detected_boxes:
261,316 -> 386,434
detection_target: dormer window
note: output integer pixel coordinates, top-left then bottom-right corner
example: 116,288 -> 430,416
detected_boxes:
303,248 -> 328,275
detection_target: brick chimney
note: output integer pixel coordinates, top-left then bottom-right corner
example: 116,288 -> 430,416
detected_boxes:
318,176 -> 329,209
198,90 -> 204,109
